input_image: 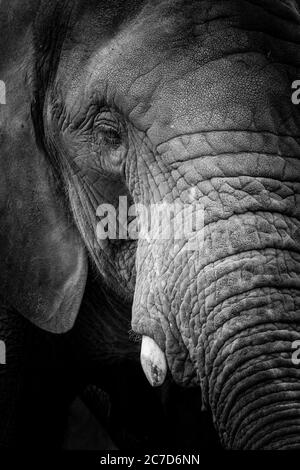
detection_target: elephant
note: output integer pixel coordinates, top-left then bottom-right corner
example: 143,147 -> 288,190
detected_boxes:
0,1 -> 219,450
0,0 -> 300,450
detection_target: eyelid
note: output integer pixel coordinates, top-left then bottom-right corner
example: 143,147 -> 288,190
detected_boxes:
94,111 -> 120,130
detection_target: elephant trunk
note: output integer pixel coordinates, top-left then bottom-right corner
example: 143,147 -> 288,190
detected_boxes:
190,140 -> 300,449
177,219 -> 300,449
203,297 -> 300,449
132,130 -> 300,449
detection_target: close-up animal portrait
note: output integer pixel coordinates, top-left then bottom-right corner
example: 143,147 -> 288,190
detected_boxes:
0,0 -> 300,457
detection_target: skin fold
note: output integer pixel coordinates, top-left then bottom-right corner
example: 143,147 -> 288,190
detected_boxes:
0,0 -> 300,449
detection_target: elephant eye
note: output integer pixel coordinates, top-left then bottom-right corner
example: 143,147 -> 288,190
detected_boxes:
94,111 -> 122,148
99,125 -> 121,146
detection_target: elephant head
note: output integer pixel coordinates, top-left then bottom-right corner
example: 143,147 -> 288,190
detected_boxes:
1,0 -> 300,450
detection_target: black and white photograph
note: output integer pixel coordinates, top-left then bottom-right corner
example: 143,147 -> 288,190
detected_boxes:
0,0 -> 300,459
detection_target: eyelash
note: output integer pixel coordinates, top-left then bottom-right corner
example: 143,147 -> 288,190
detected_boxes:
96,123 -> 122,147
93,110 -> 123,148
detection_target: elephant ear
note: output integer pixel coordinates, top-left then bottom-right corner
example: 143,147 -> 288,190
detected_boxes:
0,1 -> 88,333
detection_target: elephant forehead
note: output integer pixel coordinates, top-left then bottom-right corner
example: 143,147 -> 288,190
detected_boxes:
58,0 -> 299,144
62,0 -> 246,95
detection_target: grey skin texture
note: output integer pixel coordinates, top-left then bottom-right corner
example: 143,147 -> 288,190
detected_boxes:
1,0 -> 300,450
0,0 -> 215,450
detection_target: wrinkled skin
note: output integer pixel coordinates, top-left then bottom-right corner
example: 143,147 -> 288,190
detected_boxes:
1,0 -> 300,450
0,1 -> 215,449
